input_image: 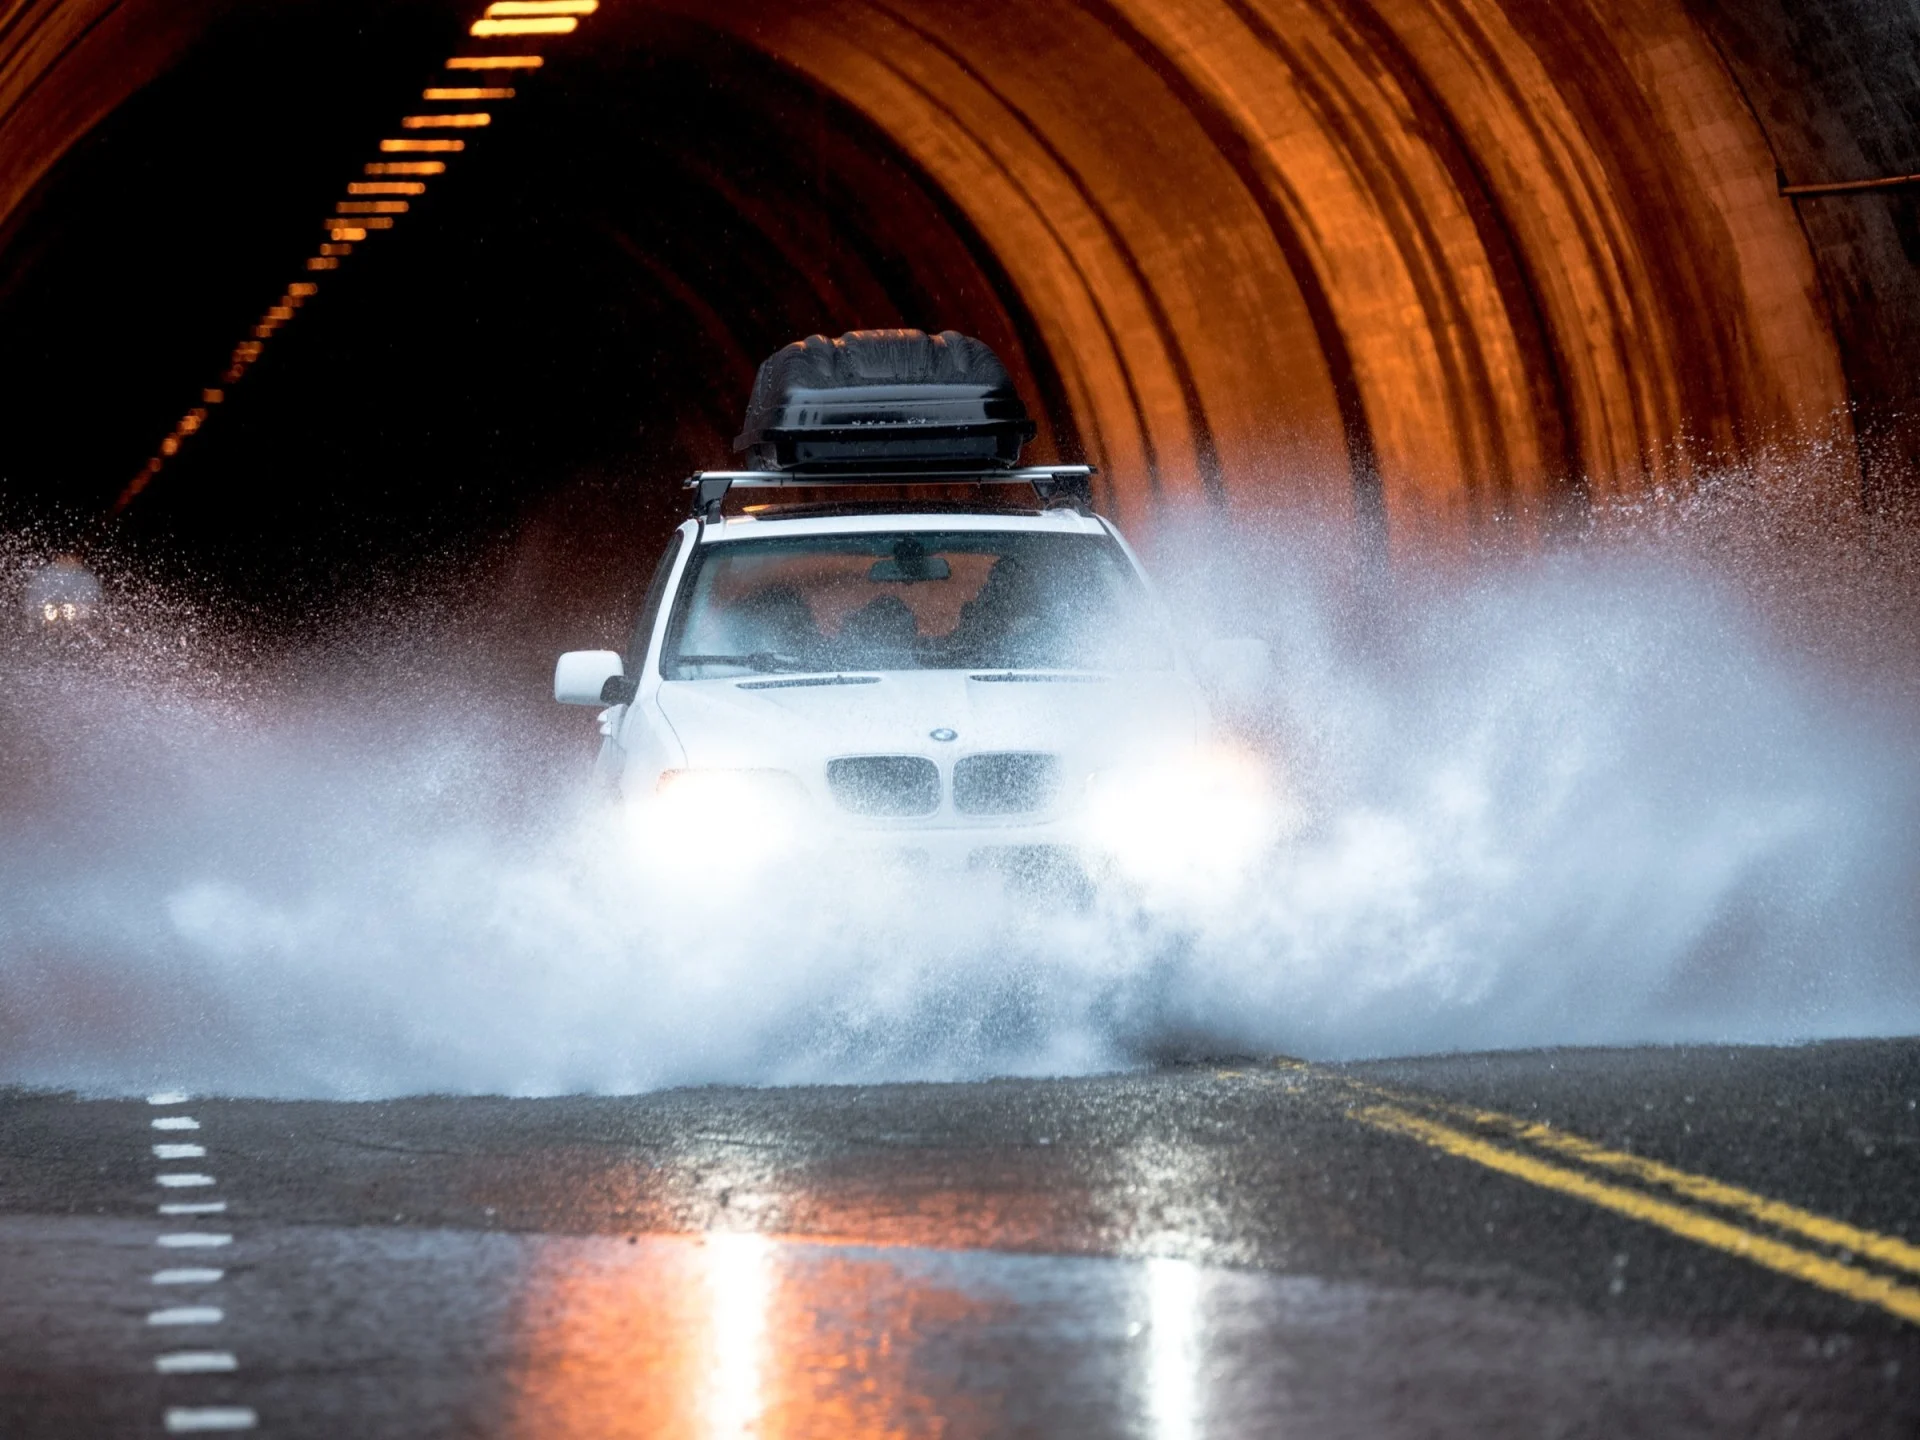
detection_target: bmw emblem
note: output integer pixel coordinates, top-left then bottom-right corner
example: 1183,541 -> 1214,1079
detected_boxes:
929,727 -> 958,742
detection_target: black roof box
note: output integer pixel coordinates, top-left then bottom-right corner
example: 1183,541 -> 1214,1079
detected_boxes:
734,329 -> 1037,474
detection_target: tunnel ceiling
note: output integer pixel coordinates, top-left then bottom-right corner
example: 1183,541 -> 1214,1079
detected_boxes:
0,0 -> 1896,606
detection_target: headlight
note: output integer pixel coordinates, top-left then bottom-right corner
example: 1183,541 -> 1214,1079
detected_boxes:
629,768 -> 810,867
1084,748 -> 1280,892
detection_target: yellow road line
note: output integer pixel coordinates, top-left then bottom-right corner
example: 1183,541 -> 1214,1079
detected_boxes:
1421,1100 -> 1920,1281
1321,1064 -> 1920,1283
1270,1055 -> 1920,1305
1355,1103 -> 1920,1325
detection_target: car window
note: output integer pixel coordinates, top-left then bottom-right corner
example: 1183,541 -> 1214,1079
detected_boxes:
629,528 -> 686,670
661,531 -> 1170,677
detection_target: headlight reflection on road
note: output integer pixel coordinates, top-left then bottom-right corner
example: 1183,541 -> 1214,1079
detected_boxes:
1145,1256 -> 1203,1440
502,1231 -> 1015,1438
704,1233 -> 772,1439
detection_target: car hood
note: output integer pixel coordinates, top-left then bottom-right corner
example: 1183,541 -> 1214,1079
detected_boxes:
654,669 -> 1204,780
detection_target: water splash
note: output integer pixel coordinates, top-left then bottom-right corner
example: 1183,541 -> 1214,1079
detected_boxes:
2,470 -> 1916,1098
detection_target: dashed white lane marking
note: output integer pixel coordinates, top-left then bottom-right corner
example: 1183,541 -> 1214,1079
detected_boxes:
145,1093 -> 254,1432
164,1407 -> 257,1433
153,1269 -> 225,1285
148,1306 -> 224,1326
155,1352 -> 238,1374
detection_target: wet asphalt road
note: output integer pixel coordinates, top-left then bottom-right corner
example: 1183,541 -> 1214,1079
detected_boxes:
3,1039 -> 1918,1438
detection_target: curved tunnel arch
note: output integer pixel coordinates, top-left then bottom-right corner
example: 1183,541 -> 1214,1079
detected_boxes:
686,0 -> 1854,549
0,0 -> 1864,583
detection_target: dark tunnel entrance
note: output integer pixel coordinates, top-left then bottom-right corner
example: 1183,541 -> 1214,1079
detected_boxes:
0,2 -> 1074,631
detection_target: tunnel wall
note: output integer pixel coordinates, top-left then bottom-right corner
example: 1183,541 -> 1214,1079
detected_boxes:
0,0 -> 232,240
1687,0 -> 1920,504
693,0 -> 1856,551
0,0 -> 1890,557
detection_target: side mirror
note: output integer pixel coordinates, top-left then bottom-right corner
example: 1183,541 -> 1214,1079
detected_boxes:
554,650 -> 631,706
1193,636 -> 1274,707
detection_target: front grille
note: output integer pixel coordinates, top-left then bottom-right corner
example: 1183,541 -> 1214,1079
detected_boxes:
953,752 -> 1061,815
827,755 -> 940,817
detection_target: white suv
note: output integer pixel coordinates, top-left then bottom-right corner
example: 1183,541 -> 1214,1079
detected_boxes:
554,330 -> 1272,892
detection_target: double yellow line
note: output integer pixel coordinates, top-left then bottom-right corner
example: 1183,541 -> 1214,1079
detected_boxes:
1279,1063 -> 1920,1325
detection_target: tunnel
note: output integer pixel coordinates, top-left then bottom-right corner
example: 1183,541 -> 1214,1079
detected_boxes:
2,0 -> 1915,623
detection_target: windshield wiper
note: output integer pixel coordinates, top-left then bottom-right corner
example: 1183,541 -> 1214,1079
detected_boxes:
674,651 -> 810,674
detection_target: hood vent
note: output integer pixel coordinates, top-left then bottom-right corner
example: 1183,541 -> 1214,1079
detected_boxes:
737,675 -> 880,691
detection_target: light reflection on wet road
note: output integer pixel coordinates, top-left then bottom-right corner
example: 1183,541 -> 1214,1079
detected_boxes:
505,1236 -> 1248,1438
509,1235 -> 998,1437
3,1040 -> 1918,1437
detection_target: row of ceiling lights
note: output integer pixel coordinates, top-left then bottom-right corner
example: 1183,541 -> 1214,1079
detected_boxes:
113,0 -> 600,514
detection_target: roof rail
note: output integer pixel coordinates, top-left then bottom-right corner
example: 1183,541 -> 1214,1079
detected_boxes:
686,465 -> 1096,521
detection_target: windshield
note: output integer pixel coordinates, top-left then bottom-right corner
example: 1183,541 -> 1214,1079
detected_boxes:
660,530 -> 1171,677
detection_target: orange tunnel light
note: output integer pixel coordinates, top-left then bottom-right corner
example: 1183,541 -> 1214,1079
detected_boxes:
324,225 -> 369,240
470,17 -> 577,35
307,256 -> 339,271
202,389 -> 224,405
289,282 -> 318,297
365,161 -> 446,175
445,54 -> 543,69
348,181 -> 425,195
318,242 -> 354,256
381,139 -> 465,152
401,113 -> 491,128
116,463 -> 160,512
423,87 -> 514,100
337,200 -> 409,213
484,0 -> 598,13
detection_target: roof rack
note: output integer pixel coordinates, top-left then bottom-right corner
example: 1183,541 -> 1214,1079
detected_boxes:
685,465 -> 1096,521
